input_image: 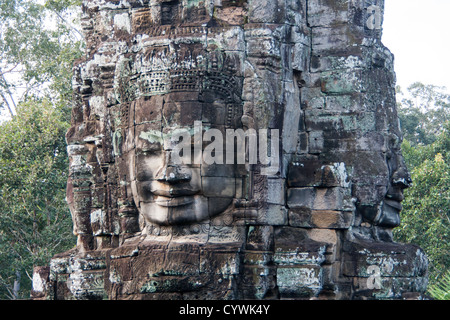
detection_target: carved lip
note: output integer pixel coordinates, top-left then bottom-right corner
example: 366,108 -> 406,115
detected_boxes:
151,187 -> 198,197
384,199 -> 403,211
386,190 -> 404,202
154,195 -> 195,207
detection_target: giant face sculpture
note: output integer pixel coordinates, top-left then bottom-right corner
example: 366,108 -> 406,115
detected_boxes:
126,92 -> 243,227
353,131 -> 412,228
55,0 -> 428,301
337,62 -> 412,229
296,9 -> 414,233
114,41 -> 246,227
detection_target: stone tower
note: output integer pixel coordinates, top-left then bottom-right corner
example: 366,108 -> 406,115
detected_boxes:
32,0 -> 428,300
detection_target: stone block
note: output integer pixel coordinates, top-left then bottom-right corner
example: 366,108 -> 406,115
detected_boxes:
301,86 -> 325,109
277,265 -> 323,298
307,0 -> 349,27
200,162 -> 238,178
282,81 -> 301,154
296,132 -> 308,154
287,186 -> 346,211
273,227 -> 327,266
288,160 -> 338,187
31,266 -> 50,299
311,53 -> 365,73
307,229 -> 338,247
342,240 -> 429,279
163,101 -> 203,127
312,210 -> 352,229
309,131 -> 324,154
305,110 -> 375,132
200,246 -> 242,276
291,41 -> 309,72
246,225 -> 274,251
320,69 -> 364,94
213,6 -> 247,26
255,204 -> 288,226
244,25 -> 283,60
311,25 -> 363,55
208,225 -> 246,244
351,275 -> 429,300
287,187 -> 315,208
134,95 -> 163,124
313,187 -> 344,211
325,93 -> 363,112
266,178 -> 286,204
288,207 -> 311,228
90,209 -> 109,236
247,0 -> 281,23
289,208 -> 352,229
67,270 -> 107,300
241,265 -> 277,299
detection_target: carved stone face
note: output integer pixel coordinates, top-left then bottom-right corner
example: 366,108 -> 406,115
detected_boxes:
128,97 -> 240,226
53,0 -> 429,301
348,91 -> 412,228
353,131 -> 411,228
119,42 -> 244,226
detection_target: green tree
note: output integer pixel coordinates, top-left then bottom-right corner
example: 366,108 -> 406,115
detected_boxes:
395,83 -> 450,291
428,271 -> 450,300
0,99 -> 76,299
397,83 -> 450,146
0,0 -> 82,299
0,0 -> 82,119
395,145 -> 450,285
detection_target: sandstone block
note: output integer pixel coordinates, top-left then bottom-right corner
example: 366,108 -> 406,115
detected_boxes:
277,265 -> 323,298
289,208 -> 352,229
307,0 -> 349,27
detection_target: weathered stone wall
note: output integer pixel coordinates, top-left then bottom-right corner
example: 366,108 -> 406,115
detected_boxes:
32,0 -> 429,300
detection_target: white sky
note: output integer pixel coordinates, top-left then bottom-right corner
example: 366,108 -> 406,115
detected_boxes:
383,0 -> 450,93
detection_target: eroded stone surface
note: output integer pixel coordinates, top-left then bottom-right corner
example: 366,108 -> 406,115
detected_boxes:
35,0 -> 428,300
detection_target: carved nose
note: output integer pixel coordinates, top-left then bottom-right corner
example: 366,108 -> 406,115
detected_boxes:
391,157 -> 412,189
392,170 -> 412,189
156,166 -> 191,183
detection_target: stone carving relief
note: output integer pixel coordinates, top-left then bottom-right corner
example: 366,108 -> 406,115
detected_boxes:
32,0 -> 429,300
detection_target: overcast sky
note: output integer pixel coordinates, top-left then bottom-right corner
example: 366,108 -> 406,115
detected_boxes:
382,0 -> 450,93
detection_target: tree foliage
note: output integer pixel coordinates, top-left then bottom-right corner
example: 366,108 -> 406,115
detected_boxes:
428,271 -> 450,300
0,99 -> 76,299
394,83 -> 450,295
0,0 -> 83,119
0,0 -> 81,299
397,83 -> 450,146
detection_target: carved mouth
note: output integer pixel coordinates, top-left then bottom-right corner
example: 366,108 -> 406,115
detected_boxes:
384,199 -> 402,211
154,195 -> 195,207
376,198 -> 402,228
150,187 -> 198,197
385,189 -> 404,202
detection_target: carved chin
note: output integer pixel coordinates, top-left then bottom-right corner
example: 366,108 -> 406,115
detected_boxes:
359,200 -> 401,228
378,202 -> 401,228
140,195 -> 233,226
